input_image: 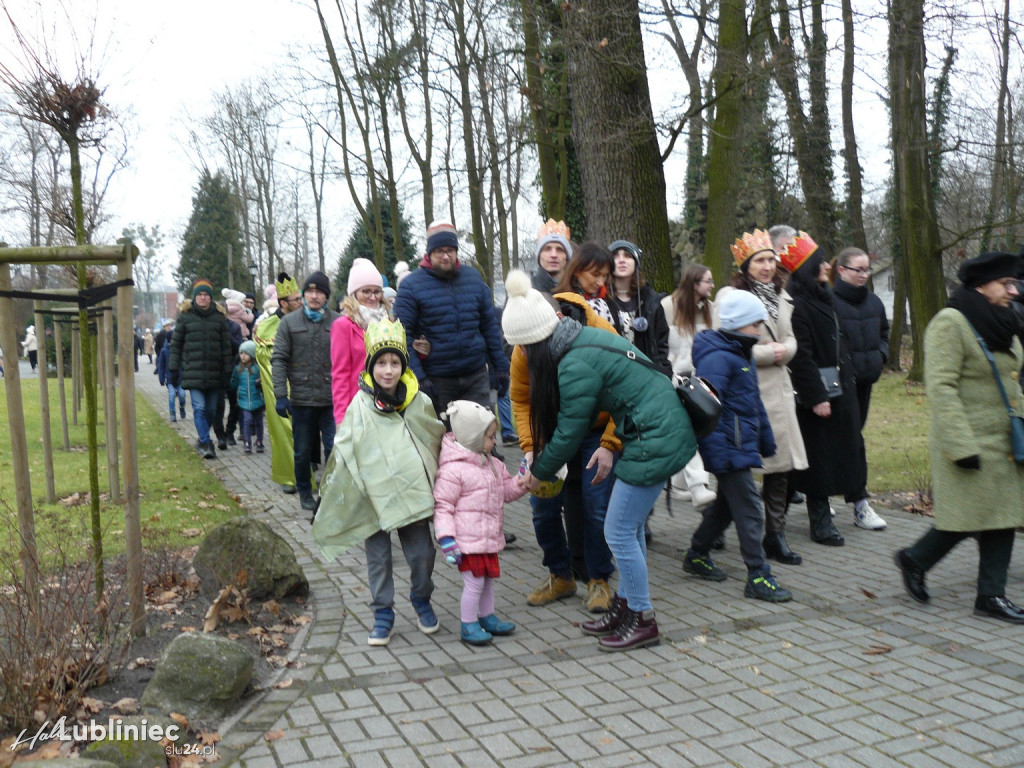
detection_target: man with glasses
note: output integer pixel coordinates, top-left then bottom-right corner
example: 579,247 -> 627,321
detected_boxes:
393,220 -> 509,422
831,247 -> 889,531
273,270 -> 339,512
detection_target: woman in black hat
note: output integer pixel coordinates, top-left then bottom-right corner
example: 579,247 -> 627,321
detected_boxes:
895,251 -> 1024,623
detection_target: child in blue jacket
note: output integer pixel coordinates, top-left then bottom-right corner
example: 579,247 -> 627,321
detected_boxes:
230,340 -> 265,453
156,342 -> 186,421
682,290 -> 792,602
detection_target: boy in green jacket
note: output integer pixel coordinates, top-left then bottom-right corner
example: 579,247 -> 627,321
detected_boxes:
311,318 -> 446,646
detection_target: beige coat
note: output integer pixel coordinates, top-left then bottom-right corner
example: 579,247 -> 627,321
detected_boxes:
714,286 -> 808,474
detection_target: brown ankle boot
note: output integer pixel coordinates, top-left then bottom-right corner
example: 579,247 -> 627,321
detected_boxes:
598,608 -> 659,652
581,595 -> 627,637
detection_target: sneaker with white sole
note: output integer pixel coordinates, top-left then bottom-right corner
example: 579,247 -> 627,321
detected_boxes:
853,502 -> 887,530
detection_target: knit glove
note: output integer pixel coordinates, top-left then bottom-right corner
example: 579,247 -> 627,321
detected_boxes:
955,455 -> 981,470
493,370 -> 510,398
275,396 -> 291,418
439,536 -> 462,565
168,369 -> 180,388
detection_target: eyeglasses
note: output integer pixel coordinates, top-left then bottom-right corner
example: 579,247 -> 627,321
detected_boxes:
698,278 -> 715,285
357,288 -> 383,297
841,266 -> 870,275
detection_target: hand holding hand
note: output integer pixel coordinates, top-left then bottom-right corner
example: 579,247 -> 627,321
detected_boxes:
412,335 -> 431,357
439,536 -> 462,565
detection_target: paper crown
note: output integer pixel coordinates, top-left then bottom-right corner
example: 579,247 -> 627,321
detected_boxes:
364,318 -> 409,367
537,218 -> 571,242
275,271 -> 299,298
730,229 -> 775,267
779,232 -> 818,274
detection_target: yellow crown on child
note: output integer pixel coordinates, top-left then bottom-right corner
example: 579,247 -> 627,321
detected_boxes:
730,229 -> 775,267
364,318 -> 409,367
275,271 -> 299,298
537,218 -> 571,241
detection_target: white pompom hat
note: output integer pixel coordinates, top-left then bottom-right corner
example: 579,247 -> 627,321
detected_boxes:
501,269 -> 559,346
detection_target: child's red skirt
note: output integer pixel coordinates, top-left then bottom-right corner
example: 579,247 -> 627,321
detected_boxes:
458,553 -> 500,578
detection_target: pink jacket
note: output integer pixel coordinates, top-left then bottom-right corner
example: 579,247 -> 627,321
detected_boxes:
433,434 -> 526,554
331,315 -> 366,425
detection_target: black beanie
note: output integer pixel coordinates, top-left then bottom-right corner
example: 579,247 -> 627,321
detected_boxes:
302,270 -> 331,296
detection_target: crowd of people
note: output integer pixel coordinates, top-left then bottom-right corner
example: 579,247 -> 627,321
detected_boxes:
152,217 -> 1024,654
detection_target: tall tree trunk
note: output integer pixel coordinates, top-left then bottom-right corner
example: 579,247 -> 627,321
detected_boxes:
703,0 -> 748,283
888,0 -> 947,381
563,0 -> 672,290
841,0 -> 867,251
980,0 -> 1011,252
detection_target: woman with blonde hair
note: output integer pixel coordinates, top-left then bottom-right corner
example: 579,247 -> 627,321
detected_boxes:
660,264 -> 717,508
331,258 -> 392,425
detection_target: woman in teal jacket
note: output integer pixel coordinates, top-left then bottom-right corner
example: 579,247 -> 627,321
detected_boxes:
502,268 -> 696,652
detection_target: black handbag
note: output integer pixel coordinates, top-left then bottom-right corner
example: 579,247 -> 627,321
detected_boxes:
968,323 -> 1024,464
572,343 -> 722,438
795,313 -> 843,405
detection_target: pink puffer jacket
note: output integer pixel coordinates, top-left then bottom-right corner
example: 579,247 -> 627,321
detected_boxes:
331,315 -> 366,426
433,434 -> 526,554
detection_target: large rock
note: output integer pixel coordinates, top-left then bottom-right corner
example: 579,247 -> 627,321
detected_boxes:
79,715 -> 176,768
141,632 -> 253,724
193,517 -> 308,600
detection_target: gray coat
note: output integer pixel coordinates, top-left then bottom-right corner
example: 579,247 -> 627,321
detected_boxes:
925,308 -> 1024,531
272,307 -> 338,407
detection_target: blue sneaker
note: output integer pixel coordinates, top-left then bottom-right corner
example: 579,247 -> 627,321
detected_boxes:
460,621 -> 493,645
410,596 -> 439,634
368,607 -> 394,646
478,614 -> 515,636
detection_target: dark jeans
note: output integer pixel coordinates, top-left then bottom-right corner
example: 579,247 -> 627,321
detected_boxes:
843,381 -> 873,504
530,430 -> 615,582
241,407 -> 265,447
292,404 -> 335,494
427,366 -> 491,419
906,527 -> 1015,598
691,469 -> 768,573
213,386 -> 240,439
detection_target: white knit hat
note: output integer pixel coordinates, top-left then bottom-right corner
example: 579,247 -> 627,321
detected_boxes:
501,269 -> 559,345
442,400 -> 496,454
718,290 -> 768,331
347,258 -> 383,295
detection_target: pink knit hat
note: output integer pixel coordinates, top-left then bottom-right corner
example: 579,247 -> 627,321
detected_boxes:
347,258 -> 383,295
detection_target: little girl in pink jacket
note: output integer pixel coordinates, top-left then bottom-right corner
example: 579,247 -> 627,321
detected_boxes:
434,400 -> 527,645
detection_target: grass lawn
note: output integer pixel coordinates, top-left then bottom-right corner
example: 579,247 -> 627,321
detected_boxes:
0,378 -> 243,567
862,370 -> 931,495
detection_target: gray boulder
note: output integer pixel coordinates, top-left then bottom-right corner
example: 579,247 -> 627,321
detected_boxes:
141,632 -> 253,723
193,517 -> 308,600
79,715 -> 175,768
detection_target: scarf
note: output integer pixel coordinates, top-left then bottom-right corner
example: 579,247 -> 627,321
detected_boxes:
947,284 -> 1019,352
749,280 -> 780,320
303,300 -> 326,323
358,373 -> 407,413
357,304 -> 390,329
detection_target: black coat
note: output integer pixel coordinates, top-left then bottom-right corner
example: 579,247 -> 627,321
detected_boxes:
789,286 -> 865,498
831,279 -> 889,385
167,302 -> 233,391
610,284 -> 672,377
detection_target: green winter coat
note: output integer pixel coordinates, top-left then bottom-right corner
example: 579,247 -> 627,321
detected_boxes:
167,300 -> 233,390
531,322 -> 696,487
311,370 -> 445,560
924,308 -> 1024,531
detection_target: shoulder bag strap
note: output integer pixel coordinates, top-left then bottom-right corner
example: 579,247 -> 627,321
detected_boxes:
572,342 -> 660,372
965,320 -> 1016,417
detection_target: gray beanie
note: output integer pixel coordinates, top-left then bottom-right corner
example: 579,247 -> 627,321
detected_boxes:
718,290 -> 768,331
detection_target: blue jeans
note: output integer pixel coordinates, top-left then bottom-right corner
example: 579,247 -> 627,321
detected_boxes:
189,388 -> 223,444
167,382 -> 185,417
531,430 -> 615,581
292,404 -> 335,494
604,479 -> 664,612
497,391 -> 515,440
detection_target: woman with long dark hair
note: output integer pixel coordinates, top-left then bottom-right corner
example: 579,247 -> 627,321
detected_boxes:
607,240 -> 671,376
503,268 -> 696,651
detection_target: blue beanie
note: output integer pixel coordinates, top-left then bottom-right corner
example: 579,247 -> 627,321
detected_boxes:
718,290 -> 767,331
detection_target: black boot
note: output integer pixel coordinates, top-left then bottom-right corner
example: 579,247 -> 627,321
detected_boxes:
807,497 -> 844,546
763,530 -> 802,565
598,608 -> 660,652
582,595 -> 628,637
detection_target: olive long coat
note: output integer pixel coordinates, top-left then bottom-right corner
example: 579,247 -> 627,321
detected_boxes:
714,286 -> 807,474
924,308 -> 1024,531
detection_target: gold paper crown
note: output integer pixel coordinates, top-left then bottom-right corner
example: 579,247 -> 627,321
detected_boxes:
537,218 -> 571,241
275,271 -> 299,298
364,318 -> 409,367
779,232 -> 819,274
730,229 -> 775,267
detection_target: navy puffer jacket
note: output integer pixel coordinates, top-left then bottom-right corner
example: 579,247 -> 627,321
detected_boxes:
831,279 -> 889,385
392,260 -> 509,381
692,329 -> 776,473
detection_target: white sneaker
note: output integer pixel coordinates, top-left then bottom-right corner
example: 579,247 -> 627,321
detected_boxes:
691,486 -> 717,508
853,502 -> 887,530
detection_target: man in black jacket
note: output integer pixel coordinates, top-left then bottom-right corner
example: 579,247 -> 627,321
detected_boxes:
168,279 -> 233,459
831,247 -> 889,531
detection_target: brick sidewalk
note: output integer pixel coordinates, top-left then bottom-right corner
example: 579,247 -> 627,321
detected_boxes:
135,361 -> 1024,767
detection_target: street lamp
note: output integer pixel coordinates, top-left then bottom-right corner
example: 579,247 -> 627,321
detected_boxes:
247,263 -> 259,295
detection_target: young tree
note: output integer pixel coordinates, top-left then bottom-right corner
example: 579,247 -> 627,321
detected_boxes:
176,170 -> 247,293
334,199 -> 417,297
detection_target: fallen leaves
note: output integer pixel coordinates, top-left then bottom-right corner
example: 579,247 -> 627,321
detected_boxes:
203,585 -> 249,632
864,643 -> 893,655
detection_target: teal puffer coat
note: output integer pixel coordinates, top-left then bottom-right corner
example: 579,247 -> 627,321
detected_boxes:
167,301 -> 233,390
531,322 -> 696,487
